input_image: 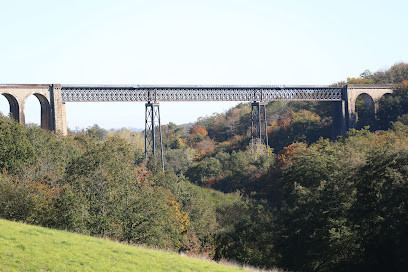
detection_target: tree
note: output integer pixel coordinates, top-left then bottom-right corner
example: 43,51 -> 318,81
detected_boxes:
0,116 -> 35,175
63,136 -> 135,236
185,157 -> 222,186
377,81 -> 408,129
269,110 -> 331,151
86,124 -> 107,140
351,145 -> 408,271
215,199 -> 277,268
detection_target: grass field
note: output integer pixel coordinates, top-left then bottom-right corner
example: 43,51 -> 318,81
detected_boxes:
0,219 -> 245,272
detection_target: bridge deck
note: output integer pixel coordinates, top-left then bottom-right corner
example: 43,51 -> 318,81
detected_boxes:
61,85 -> 344,102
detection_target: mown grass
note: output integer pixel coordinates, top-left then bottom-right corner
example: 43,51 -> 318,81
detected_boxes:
0,219 -> 245,272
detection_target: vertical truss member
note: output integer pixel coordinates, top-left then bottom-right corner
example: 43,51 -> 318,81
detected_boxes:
251,101 -> 269,156
145,102 -> 164,170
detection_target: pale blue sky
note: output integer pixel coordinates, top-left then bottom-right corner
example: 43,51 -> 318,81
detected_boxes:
0,0 -> 407,129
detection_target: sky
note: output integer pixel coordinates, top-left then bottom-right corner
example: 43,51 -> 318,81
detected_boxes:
0,0 -> 407,129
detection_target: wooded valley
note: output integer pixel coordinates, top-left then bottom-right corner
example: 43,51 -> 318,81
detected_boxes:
1,63 -> 408,271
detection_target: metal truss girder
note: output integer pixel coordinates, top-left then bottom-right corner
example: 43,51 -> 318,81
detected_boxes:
61,85 -> 344,102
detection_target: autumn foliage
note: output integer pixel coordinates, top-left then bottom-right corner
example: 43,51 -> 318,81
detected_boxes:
1,62 -> 408,271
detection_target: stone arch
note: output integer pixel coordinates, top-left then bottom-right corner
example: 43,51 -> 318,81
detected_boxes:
1,93 -> 20,122
24,93 -> 52,130
345,85 -> 394,132
355,93 -> 376,129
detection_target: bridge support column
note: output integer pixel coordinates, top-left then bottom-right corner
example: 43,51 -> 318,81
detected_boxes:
251,101 -> 269,156
50,84 -> 68,135
17,101 -> 25,125
145,102 -> 164,170
332,100 -> 346,139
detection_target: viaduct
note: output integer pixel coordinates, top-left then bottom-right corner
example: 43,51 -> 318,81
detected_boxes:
0,84 -> 393,162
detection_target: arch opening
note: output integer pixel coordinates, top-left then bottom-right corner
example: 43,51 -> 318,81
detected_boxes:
0,94 -> 10,117
25,94 -> 51,130
382,93 -> 392,100
0,93 -> 20,122
355,93 -> 376,130
376,92 -> 395,130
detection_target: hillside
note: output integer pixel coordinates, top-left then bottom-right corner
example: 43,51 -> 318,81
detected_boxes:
0,63 -> 407,271
0,219 -> 245,272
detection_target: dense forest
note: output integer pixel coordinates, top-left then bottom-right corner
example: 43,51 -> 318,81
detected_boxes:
1,62 -> 408,271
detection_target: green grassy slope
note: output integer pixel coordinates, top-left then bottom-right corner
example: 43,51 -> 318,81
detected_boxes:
0,219 -> 243,272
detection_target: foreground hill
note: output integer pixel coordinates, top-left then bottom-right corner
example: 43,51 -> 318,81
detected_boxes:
0,219 -> 244,272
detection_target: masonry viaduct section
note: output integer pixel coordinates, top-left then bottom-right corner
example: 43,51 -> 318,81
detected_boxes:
0,84 -> 67,135
346,84 -> 393,129
331,84 -> 393,136
0,83 -> 393,139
